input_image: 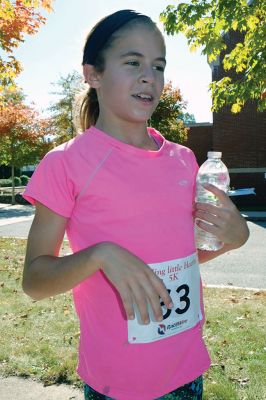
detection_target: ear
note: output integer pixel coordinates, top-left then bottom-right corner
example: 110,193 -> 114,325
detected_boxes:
83,64 -> 101,88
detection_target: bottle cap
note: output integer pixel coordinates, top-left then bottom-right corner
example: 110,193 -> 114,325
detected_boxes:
207,151 -> 222,159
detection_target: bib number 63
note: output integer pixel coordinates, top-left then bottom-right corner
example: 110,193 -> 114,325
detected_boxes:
161,284 -> 190,320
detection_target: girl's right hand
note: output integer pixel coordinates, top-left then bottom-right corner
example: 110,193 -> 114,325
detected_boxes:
95,242 -> 173,324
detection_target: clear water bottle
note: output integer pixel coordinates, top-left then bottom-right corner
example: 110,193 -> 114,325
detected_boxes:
195,151 -> 230,251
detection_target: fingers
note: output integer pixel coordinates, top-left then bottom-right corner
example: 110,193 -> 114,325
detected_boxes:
195,186 -> 249,248
100,243 -> 173,324
119,289 -> 135,321
139,274 -> 173,324
201,183 -> 230,205
126,273 -> 172,324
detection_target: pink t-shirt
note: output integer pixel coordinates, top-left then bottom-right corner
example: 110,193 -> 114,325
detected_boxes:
24,126 -> 211,399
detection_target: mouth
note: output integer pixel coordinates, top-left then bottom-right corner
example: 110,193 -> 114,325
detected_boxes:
132,93 -> 154,103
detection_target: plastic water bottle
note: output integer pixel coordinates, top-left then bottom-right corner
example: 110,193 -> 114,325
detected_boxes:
195,151 -> 230,251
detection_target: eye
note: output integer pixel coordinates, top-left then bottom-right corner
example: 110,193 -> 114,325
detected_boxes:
153,65 -> 165,72
126,60 -> 140,67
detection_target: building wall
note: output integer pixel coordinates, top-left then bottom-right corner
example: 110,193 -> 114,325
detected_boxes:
213,104 -> 266,169
184,120 -> 266,208
184,124 -> 213,166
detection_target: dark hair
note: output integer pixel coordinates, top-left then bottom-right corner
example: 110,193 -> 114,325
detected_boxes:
79,10 -> 163,131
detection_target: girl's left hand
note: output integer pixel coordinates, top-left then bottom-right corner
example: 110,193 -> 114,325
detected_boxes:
194,183 -> 250,250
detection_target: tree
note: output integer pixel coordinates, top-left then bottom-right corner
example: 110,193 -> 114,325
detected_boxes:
160,0 -> 266,113
0,89 -> 51,203
179,112 -> 196,125
0,0 -> 53,103
150,81 -> 189,143
48,71 -> 86,144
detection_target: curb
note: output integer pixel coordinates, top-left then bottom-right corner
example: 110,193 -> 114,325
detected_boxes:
204,284 -> 266,292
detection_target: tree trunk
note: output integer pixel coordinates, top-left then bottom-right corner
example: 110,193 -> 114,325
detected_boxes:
11,138 -> 15,205
11,164 -> 15,205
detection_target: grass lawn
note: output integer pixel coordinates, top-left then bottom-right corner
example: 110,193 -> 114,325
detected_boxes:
0,237 -> 265,399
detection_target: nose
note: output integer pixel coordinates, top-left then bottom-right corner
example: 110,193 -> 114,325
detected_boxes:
139,65 -> 155,84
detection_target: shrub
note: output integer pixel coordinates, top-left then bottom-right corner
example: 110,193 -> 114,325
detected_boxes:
13,176 -> 21,186
15,193 -> 31,205
0,179 -> 12,187
0,193 -> 31,205
0,195 -> 12,204
20,175 -> 30,186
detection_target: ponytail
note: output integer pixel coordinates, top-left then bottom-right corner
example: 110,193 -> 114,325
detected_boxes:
79,88 -> 99,132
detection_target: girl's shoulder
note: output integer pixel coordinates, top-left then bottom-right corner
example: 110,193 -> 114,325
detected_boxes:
44,127 -> 109,166
148,127 -> 198,165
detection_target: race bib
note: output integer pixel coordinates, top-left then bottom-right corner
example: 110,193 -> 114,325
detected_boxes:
128,253 -> 202,344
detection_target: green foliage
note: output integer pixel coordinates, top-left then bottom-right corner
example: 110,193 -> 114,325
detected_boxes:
0,194 -> 14,203
13,176 -> 21,186
179,112 -> 196,125
20,175 -> 30,185
0,177 -> 24,187
49,71 -> 86,144
160,0 -> 266,113
15,192 -> 31,205
0,178 -> 13,187
150,81 -> 188,143
0,193 -> 30,204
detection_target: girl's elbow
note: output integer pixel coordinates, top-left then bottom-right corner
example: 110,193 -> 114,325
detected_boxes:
22,276 -> 45,301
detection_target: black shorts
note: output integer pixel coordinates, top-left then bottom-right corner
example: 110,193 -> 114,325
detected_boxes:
84,375 -> 203,399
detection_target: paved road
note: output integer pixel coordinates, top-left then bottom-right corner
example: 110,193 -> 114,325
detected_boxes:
200,220 -> 266,290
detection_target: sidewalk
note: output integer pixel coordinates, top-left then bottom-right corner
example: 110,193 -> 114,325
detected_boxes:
0,376 -> 83,400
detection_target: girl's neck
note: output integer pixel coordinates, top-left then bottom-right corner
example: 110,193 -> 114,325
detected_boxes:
95,119 -> 157,150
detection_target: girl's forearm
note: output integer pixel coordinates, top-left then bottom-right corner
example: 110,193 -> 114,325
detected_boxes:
22,243 -> 104,300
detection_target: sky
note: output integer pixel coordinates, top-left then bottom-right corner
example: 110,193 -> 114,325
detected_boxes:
15,0 -> 213,123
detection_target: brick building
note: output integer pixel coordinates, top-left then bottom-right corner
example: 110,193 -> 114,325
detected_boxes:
184,30 -> 266,208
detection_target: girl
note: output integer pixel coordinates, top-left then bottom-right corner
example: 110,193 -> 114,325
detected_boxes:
23,10 -> 249,400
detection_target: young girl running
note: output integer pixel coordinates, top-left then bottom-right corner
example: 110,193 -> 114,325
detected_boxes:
23,10 -> 249,400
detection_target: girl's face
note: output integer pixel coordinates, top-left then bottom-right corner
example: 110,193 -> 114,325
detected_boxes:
95,25 -> 166,128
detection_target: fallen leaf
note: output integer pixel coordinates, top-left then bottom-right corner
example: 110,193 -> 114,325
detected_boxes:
229,297 -> 239,303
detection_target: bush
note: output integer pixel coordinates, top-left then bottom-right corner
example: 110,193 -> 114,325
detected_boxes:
0,179 -> 12,187
0,193 -> 31,205
0,177 -> 23,187
13,176 -> 21,186
0,194 -> 12,204
20,175 -> 30,186
15,192 -> 31,205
